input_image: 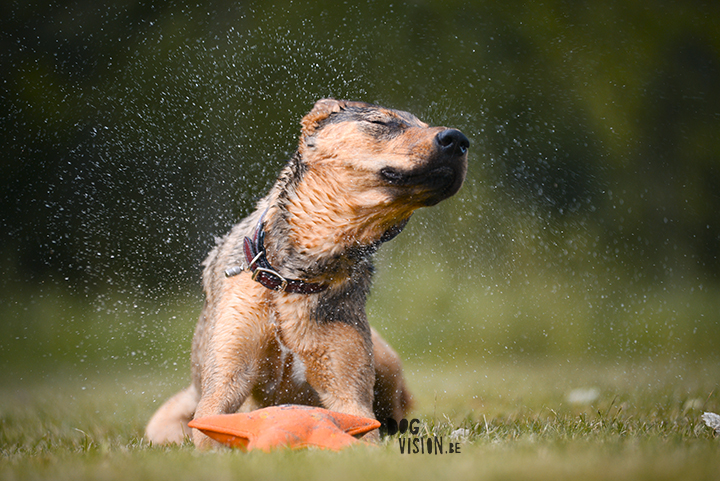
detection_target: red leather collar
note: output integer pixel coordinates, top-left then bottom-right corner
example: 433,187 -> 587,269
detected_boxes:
240,218 -> 328,294
223,211 -> 327,294
224,210 -> 410,295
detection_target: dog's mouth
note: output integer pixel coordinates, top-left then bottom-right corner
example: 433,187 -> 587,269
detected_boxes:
380,165 -> 456,188
379,128 -> 469,206
380,163 -> 465,206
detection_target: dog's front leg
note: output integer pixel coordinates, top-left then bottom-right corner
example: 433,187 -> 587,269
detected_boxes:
192,302 -> 273,449
280,313 -> 378,440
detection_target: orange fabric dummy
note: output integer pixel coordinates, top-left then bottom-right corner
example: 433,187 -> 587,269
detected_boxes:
188,404 -> 380,451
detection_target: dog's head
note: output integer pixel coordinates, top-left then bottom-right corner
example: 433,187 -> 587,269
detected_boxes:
284,99 -> 469,252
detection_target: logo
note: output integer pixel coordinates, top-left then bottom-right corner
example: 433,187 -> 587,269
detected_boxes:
384,418 -> 462,455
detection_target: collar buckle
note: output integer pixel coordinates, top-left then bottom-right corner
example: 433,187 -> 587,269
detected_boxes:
251,267 -> 289,292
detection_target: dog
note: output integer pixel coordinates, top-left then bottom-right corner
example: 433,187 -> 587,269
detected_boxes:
145,99 -> 469,449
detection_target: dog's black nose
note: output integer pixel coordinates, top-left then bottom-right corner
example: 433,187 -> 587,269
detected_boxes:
436,129 -> 470,156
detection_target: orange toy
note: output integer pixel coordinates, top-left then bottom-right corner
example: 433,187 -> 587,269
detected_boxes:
187,404 -> 381,451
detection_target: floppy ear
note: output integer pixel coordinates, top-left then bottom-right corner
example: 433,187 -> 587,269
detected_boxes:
300,98 -> 347,135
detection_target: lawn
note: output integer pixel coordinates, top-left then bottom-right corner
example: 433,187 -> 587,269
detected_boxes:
2,276 -> 719,480
2,358 -> 719,481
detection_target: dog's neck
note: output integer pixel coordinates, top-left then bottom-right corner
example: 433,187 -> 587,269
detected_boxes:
237,210 -> 330,293
259,152 -> 410,288
261,205 -> 380,289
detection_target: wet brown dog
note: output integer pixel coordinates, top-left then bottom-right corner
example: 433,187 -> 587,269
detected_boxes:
145,99 -> 469,449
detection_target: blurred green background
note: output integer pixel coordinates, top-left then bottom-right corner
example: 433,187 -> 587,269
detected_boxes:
1,0 -> 719,388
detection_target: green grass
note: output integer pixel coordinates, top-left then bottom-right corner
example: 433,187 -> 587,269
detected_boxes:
2,360 -> 719,481
2,275 -> 720,480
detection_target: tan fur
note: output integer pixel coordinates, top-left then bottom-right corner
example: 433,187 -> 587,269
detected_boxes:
145,99 -> 468,449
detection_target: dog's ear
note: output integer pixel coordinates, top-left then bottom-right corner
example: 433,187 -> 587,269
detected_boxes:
300,98 -> 347,135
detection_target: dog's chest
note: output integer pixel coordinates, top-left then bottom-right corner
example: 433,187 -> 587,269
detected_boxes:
249,328 -> 316,408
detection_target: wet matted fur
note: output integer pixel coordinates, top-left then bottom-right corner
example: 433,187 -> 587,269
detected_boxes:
145,99 -> 469,449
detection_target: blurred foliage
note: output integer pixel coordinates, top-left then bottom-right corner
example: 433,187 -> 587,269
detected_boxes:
1,0 -> 720,367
